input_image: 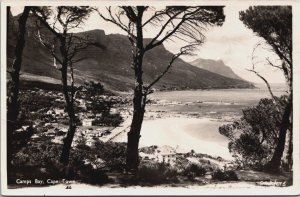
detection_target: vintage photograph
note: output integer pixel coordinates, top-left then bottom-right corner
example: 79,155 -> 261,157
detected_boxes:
1,0 -> 299,195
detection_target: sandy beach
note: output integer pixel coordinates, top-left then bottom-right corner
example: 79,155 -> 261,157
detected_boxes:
111,116 -> 233,160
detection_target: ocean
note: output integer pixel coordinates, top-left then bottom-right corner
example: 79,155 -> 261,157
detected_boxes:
138,83 -> 288,159
148,83 -> 288,117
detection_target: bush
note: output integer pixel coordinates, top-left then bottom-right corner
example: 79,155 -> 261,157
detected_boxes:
10,140 -> 67,181
182,163 -> 206,180
93,141 -> 126,172
94,113 -> 123,127
137,162 -> 178,184
219,96 -> 289,168
10,140 -> 111,185
78,164 -> 109,185
212,169 -> 238,181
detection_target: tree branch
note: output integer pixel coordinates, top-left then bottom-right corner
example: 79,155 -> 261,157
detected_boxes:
95,7 -> 135,39
36,27 -> 63,66
144,9 -> 186,51
144,44 -> 196,92
32,7 -> 63,41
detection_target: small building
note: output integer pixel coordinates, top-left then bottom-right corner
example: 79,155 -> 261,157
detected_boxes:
46,130 -> 56,137
82,119 -> 93,126
46,110 -> 54,115
54,109 -> 64,115
95,113 -> 102,118
57,127 -> 68,133
86,139 -> 95,147
110,108 -> 119,114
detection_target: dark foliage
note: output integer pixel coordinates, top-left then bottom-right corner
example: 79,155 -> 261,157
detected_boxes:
240,6 -> 292,73
137,162 -> 178,184
182,163 -> 207,180
77,164 -> 110,185
83,81 -> 104,97
212,169 -> 238,181
93,140 -> 127,171
9,140 -> 128,185
94,113 -> 123,127
219,96 -> 289,168
240,6 -> 292,171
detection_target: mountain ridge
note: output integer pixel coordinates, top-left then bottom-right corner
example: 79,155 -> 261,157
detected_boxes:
189,58 -> 243,80
7,13 -> 255,92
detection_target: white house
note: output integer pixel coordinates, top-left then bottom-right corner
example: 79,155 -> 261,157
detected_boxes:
54,109 -> 64,115
86,139 -> 95,147
82,119 -> 93,126
110,108 -> 119,114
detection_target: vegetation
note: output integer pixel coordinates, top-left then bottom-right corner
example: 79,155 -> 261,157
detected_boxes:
137,162 -> 178,184
182,163 -> 207,181
219,96 -> 290,169
6,5 -> 293,188
212,169 -> 238,181
32,6 -> 94,165
10,139 -> 126,185
7,6 -> 32,168
94,113 -> 123,127
240,6 -> 292,171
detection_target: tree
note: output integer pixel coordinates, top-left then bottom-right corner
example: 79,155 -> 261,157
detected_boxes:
219,96 -> 288,168
240,6 -> 292,171
97,6 -> 225,172
7,6 -> 32,167
32,6 -> 93,165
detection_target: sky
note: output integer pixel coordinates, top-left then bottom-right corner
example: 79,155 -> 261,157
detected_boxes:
11,6 -> 286,84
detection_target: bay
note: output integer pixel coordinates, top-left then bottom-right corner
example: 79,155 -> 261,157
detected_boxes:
137,84 -> 288,159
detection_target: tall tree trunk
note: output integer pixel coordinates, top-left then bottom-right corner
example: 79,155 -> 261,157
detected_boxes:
126,57 -> 146,171
7,6 -> 31,167
126,88 -> 146,172
59,60 -> 76,165
126,14 -> 146,172
267,96 -> 292,171
60,114 -> 76,165
286,126 -> 293,171
7,7 -> 31,131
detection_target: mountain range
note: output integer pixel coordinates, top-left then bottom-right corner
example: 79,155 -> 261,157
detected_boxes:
189,58 -> 243,80
7,13 -> 254,92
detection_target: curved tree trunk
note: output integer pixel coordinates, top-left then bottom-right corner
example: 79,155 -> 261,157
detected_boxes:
59,62 -> 77,166
7,7 -> 31,133
267,96 -> 292,171
60,115 -> 76,165
7,6 -> 31,167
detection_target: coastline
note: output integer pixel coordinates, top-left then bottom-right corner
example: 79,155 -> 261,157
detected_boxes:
105,109 -> 233,160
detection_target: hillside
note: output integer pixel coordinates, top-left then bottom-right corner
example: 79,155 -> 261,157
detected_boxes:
189,58 -> 243,80
7,13 -> 254,92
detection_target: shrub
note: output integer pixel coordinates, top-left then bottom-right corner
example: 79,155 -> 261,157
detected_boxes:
10,140 -> 67,180
94,113 -> 123,127
10,140 -> 111,185
219,96 -> 289,168
139,145 -> 158,154
182,163 -> 206,180
77,164 -> 109,185
93,141 -> 126,172
137,162 -> 179,184
212,169 -> 238,181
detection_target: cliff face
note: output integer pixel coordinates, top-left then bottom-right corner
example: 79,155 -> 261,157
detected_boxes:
189,58 -> 243,80
7,13 -> 254,91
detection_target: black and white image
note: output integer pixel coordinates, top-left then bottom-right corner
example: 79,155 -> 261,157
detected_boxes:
1,1 -> 299,195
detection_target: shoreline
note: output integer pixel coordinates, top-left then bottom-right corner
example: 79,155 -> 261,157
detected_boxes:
105,109 -> 233,160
